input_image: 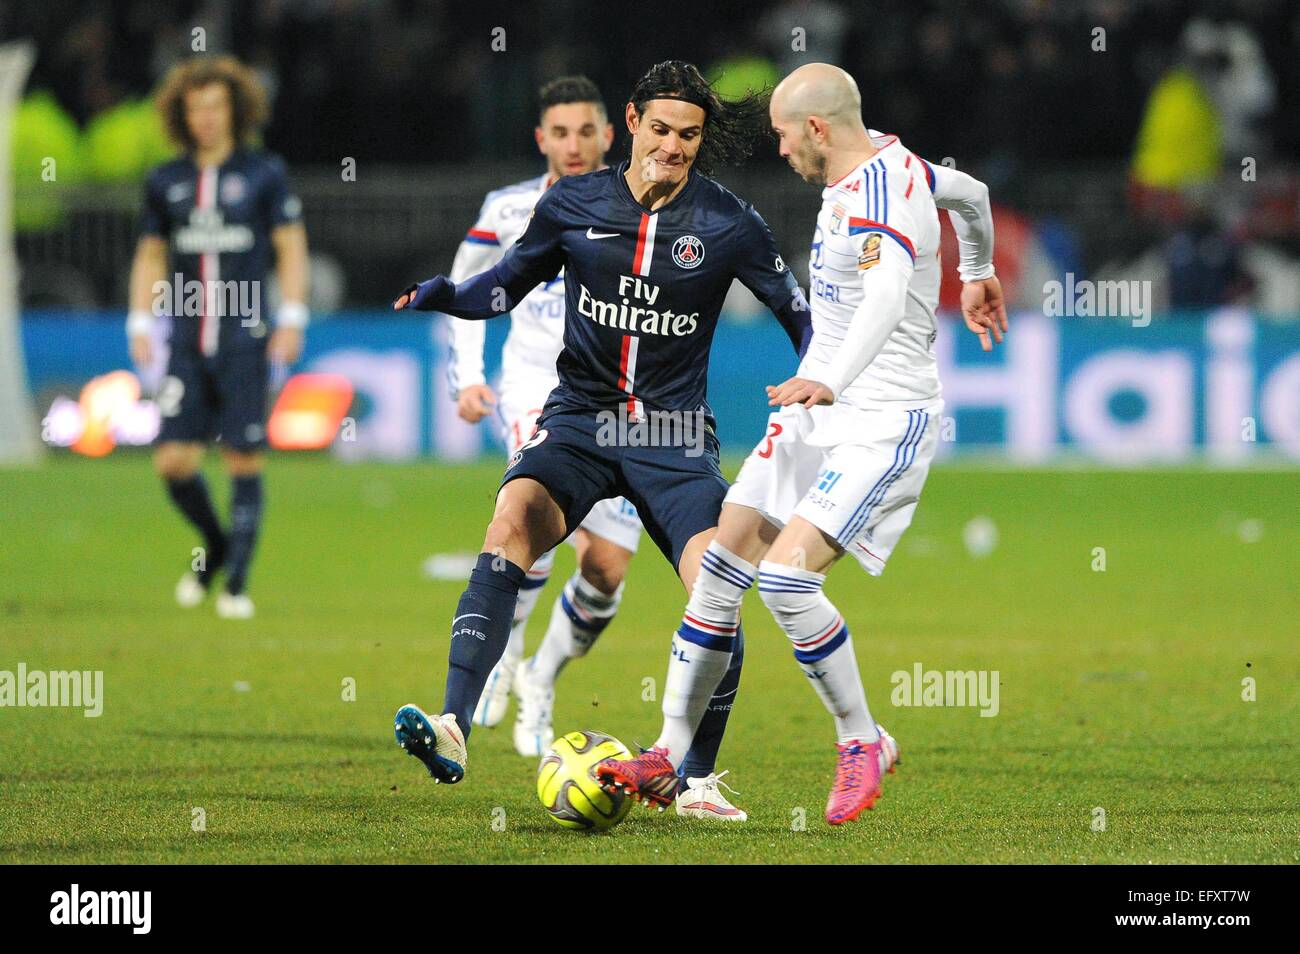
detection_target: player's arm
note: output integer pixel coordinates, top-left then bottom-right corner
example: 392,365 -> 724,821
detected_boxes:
265,157 -> 309,364
768,232 -> 914,408
923,157 -> 1006,351
126,171 -> 171,368
446,203 -> 509,423
735,206 -> 812,356
394,189 -> 565,320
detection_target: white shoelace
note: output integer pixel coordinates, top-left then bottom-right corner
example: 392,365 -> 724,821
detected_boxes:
686,769 -> 740,800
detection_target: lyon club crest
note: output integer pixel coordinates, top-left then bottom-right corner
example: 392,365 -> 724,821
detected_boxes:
671,234 -> 705,269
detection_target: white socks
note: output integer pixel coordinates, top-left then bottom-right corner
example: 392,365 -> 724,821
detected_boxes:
757,561 -> 878,744
530,570 -> 623,686
504,549 -> 556,665
656,542 -> 757,768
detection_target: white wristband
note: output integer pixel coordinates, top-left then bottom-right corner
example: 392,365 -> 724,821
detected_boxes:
126,309 -> 155,338
276,301 -> 309,329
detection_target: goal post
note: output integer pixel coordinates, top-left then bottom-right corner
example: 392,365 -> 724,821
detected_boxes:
0,40 -> 41,465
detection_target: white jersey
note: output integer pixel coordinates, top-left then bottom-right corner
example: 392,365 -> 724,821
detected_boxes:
446,173 -> 564,395
799,130 -> 994,411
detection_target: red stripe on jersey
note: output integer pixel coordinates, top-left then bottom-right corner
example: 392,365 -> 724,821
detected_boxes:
617,334 -> 631,391
905,177 -> 914,199
466,228 -> 498,242
632,213 -> 650,274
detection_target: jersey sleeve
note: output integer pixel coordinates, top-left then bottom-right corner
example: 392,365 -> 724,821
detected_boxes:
262,155 -> 304,229
819,169 -> 918,398
734,205 -> 812,356
138,169 -> 170,238
925,158 -> 995,282
445,197 -> 508,392
417,185 -> 565,320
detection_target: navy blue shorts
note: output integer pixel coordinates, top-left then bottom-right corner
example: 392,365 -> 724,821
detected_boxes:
156,346 -> 269,451
500,406 -> 728,571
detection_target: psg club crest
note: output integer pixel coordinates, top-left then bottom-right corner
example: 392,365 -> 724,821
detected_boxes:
220,173 -> 248,205
671,234 -> 705,269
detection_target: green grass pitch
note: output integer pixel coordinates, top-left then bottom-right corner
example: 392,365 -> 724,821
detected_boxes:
1,455 -> 1296,864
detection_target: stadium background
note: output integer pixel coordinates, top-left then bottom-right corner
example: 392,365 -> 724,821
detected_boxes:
1,1 -> 1297,865
4,0 -> 1300,463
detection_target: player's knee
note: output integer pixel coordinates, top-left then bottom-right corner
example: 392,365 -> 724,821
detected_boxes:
578,552 -> 625,595
154,444 -> 199,480
757,572 -> 825,631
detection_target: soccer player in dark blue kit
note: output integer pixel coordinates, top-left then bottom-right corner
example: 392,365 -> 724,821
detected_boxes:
127,56 -> 309,620
392,62 -> 810,809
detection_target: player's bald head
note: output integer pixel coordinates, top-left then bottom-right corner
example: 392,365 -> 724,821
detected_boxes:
770,63 -> 865,131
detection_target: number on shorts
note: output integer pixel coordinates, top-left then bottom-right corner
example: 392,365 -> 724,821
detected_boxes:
756,421 -> 783,459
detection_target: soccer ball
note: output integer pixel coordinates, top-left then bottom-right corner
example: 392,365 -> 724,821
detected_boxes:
536,730 -> 634,831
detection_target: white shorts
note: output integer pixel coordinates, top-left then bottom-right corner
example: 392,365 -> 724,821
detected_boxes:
497,383 -> 643,554
726,401 -> 941,575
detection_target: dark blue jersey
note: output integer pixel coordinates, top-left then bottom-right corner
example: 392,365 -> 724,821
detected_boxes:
413,162 -> 810,420
140,148 -> 302,355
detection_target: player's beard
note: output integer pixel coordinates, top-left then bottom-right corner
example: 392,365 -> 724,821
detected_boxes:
795,140 -> 826,184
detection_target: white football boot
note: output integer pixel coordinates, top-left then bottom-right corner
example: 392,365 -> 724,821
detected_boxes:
511,658 -> 555,758
215,591 -> 255,619
175,572 -> 207,608
675,770 -> 747,822
876,723 -> 901,775
394,705 -> 467,783
472,656 -> 518,728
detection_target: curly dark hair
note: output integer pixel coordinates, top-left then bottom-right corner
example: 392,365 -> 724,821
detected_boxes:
155,55 -> 269,152
538,75 -> 606,121
629,60 -> 770,175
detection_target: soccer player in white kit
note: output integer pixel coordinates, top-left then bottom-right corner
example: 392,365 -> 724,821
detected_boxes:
446,77 -> 645,758
597,63 -> 1007,824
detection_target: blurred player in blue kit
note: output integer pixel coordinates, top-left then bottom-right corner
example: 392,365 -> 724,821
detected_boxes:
127,56 -> 310,619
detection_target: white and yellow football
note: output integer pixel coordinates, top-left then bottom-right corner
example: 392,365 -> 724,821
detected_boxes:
536,730 -> 634,831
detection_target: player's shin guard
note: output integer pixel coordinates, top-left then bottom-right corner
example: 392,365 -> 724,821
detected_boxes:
679,623 -> 743,783
530,570 -> 623,686
757,562 -> 878,744
223,475 -> 263,596
507,549 -> 555,663
166,474 -> 227,575
443,552 -> 526,738
655,543 -> 757,768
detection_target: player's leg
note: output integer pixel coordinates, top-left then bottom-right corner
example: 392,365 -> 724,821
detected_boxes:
156,440 -> 225,605
512,522 -> 633,756
215,448 -> 263,619
758,408 -> 937,823
154,349 -> 226,606
397,410 -> 617,784
521,499 -> 638,702
212,346 -> 271,619
757,518 -> 887,824
473,397 -> 554,728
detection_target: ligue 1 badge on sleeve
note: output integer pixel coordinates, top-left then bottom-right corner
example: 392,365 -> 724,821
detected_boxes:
858,233 -> 883,270
672,234 -> 705,269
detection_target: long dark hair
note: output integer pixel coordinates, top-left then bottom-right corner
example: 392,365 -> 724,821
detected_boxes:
629,60 -> 769,176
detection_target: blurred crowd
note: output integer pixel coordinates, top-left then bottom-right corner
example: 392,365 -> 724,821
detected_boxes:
4,0 -> 1299,313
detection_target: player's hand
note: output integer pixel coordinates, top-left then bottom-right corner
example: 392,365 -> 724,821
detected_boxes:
129,334 -> 153,369
456,384 -> 497,423
960,276 -> 1008,352
393,275 -> 453,311
766,376 -> 834,408
268,326 -> 304,365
